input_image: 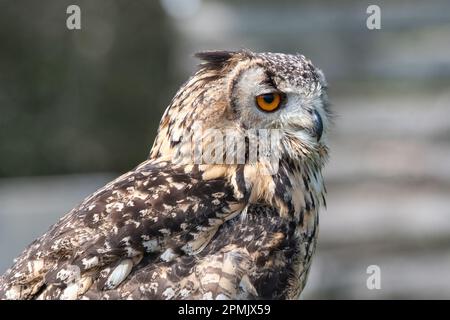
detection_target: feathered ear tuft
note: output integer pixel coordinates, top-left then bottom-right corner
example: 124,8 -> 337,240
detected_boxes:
194,50 -> 250,71
195,50 -> 235,65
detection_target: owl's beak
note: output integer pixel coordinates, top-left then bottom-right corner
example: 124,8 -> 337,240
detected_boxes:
311,109 -> 323,141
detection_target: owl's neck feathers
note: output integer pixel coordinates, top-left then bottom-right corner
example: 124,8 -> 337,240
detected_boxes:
149,55 -> 236,161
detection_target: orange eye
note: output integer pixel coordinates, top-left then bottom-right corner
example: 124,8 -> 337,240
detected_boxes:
256,93 -> 281,112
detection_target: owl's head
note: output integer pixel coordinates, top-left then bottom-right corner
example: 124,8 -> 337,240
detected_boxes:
150,50 -> 330,169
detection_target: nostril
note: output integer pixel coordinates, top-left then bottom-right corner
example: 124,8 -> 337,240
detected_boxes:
311,109 -> 323,141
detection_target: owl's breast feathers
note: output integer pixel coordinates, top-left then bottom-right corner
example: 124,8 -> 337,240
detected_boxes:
0,159 -> 322,300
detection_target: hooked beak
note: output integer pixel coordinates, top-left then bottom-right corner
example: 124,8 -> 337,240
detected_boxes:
311,109 -> 323,141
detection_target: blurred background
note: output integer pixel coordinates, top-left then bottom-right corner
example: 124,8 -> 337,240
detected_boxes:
1,0 -> 450,299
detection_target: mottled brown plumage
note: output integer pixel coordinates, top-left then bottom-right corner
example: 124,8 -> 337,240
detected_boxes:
0,50 -> 330,300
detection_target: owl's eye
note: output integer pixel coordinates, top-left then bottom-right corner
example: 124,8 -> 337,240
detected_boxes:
256,93 -> 281,112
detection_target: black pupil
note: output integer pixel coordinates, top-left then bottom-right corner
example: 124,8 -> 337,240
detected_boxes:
262,94 -> 274,104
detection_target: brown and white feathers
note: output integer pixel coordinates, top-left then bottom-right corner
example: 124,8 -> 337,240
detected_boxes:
0,50 -> 330,300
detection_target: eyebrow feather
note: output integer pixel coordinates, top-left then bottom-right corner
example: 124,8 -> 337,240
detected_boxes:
260,71 -> 277,88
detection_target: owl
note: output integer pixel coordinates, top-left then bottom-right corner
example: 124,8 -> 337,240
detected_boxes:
0,50 -> 330,300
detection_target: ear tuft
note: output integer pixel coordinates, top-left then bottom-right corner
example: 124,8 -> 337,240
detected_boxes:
195,50 -> 235,62
194,50 -> 243,70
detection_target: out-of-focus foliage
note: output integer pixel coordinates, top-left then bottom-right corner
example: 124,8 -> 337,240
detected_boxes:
0,1 -> 173,177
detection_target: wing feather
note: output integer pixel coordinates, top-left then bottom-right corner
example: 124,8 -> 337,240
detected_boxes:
0,160 -> 247,299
